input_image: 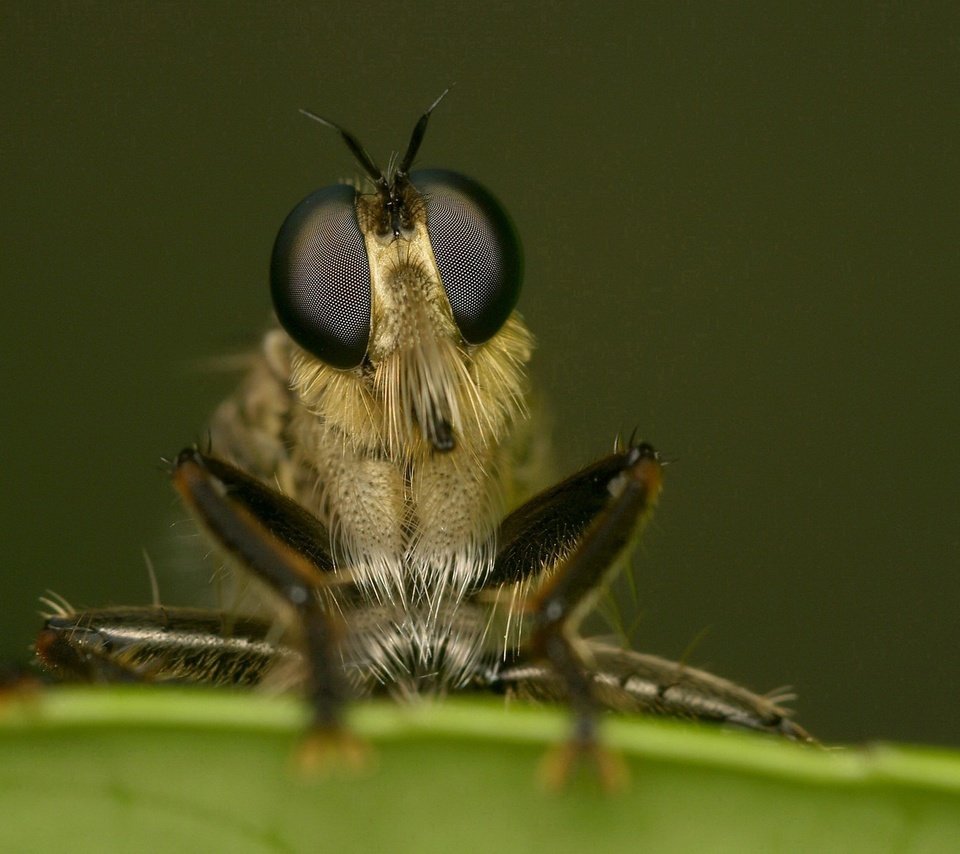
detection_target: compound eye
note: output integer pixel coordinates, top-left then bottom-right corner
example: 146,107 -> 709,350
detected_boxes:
270,183 -> 371,369
411,169 -> 522,344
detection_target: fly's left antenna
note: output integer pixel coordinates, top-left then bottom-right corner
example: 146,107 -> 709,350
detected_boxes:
397,87 -> 450,176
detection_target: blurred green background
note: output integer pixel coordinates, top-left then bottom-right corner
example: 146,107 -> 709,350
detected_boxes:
2,3 -> 957,748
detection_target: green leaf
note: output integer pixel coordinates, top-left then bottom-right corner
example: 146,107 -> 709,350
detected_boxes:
2,687 -> 958,853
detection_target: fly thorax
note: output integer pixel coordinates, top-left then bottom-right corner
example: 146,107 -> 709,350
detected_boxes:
406,447 -> 501,603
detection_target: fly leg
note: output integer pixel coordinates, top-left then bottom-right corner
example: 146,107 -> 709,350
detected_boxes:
36,605 -> 296,687
483,442 -> 663,787
490,648 -> 814,742
530,443 -> 662,786
170,448 -> 361,768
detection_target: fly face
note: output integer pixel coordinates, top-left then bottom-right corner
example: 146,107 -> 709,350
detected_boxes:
271,94 -> 529,464
36,95 -> 812,782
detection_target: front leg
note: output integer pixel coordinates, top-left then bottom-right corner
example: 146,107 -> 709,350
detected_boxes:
171,449 -> 348,736
483,442 -> 663,783
528,445 -> 662,753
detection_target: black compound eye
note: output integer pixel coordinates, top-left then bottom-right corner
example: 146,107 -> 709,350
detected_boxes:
411,169 -> 522,344
270,183 -> 371,369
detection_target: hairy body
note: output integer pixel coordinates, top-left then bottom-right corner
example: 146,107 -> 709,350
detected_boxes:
36,98 -> 812,768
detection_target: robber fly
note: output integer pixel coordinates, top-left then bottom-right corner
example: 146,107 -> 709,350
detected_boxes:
36,93 -> 811,779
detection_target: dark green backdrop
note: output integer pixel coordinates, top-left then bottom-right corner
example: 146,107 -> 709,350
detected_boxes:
3,3 -> 957,747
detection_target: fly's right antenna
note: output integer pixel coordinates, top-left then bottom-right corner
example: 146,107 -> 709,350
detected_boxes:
298,108 -> 385,186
